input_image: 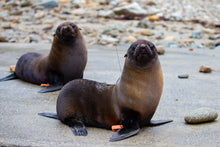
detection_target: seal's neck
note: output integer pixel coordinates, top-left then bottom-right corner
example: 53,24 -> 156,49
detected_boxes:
116,59 -> 163,103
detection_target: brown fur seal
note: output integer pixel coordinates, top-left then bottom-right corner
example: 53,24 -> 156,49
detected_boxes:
0,22 -> 87,93
39,40 -> 172,141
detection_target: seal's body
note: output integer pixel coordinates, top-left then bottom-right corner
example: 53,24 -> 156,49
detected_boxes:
39,40 -> 172,141
0,22 -> 87,93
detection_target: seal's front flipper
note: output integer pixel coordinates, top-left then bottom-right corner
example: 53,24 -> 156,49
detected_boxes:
65,118 -> 88,136
110,122 -> 140,142
38,112 -> 59,119
0,73 -> 17,82
38,85 -> 63,93
149,120 -> 173,126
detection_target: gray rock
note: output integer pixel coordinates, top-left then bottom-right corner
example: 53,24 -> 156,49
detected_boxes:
37,0 -> 58,9
157,45 -> 165,55
150,32 -> 164,40
0,35 -> 8,42
171,11 -> 183,21
209,34 -> 220,40
20,0 -> 32,7
178,74 -> 189,79
137,20 -> 155,29
191,42 -> 204,49
98,35 -> 119,45
215,41 -> 220,47
97,10 -> 115,18
113,2 -> 148,15
191,30 -> 204,39
184,108 -> 218,124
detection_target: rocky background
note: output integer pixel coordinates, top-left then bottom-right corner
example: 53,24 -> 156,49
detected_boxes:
0,0 -> 219,49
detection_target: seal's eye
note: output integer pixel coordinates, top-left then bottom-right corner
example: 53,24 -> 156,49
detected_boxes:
130,44 -> 136,51
148,42 -> 154,48
70,23 -> 76,29
56,26 -> 61,32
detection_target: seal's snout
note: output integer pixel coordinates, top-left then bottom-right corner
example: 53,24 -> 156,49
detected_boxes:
140,44 -> 146,48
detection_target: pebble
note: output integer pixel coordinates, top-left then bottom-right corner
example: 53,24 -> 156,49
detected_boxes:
184,108 -> 218,124
127,36 -> 137,42
157,45 -> 165,55
97,10 -> 115,18
191,30 -> 203,39
138,30 -> 154,36
199,65 -> 212,73
209,34 -> 220,40
20,1 -> 32,7
215,41 -> 220,47
0,35 -> 8,42
164,36 -> 175,42
137,20 -> 155,29
148,15 -> 160,21
34,11 -> 46,19
37,0 -> 59,9
113,2 -> 148,15
178,74 -> 189,79
98,35 -> 119,45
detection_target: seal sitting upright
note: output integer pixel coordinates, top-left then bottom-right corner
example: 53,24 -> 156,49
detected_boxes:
0,22 -> 88,93
39,40 -> 172,141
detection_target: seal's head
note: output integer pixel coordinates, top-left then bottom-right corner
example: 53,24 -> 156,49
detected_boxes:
55,22 -> 80,42
125,40 -> 158,68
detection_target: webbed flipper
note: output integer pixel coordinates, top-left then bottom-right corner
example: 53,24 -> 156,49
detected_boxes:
0,73 -> 17,82
110,122 -> 140,142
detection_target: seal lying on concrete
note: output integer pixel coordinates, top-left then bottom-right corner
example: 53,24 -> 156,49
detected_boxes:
39,40 -> 172,141
0,22 -> 88,93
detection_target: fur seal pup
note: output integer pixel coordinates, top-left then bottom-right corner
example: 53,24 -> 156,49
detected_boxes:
0,22 -> 87,93
39,40 -> 172,141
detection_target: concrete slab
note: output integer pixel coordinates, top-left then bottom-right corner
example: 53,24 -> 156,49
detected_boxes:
0,43 -> 219,146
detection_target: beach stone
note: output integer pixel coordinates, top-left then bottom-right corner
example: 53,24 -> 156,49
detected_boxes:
137,20 -> 155,29
20,0 -> 32,7
215,41 -> 220,47
127,36 -> 137,42
199,65 -> 212,73
157,45 -> 165,55
178,74 -> 189,79
34,11 -> 45,19
138,30 -> 154,36
0,35 -> 8,42
191,30 -> 203,39
113,2 -> 148,15
97,10 -> 115,18
148,15 -> 160,21
184,108 -> 218,124
98,35 -> 119,45
37,0 -> 59,9
209,34 -> 220,40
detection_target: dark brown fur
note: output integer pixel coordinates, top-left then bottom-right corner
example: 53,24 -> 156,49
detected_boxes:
57,40 -> 163,128
14,22 -> 87,85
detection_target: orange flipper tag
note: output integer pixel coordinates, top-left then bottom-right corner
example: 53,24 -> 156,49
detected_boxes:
40,83 -> 50,87
112,125 -> 123,131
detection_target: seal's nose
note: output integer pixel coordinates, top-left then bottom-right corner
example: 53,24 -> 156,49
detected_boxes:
63,26 -> 68,30
140,44 -> 146,48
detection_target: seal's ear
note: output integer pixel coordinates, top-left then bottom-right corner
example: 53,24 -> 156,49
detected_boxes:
124,54 -> 127,58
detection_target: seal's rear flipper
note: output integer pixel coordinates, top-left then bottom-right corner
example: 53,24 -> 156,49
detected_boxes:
0,73 -> 17,82
38,112 -> 59,119
149,120 -> 173,126
110,122 -> 140,142
65,118 -> 88,136
38,85 -> 63,93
